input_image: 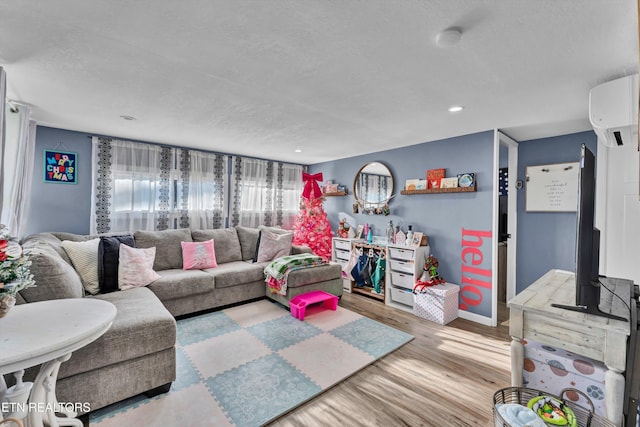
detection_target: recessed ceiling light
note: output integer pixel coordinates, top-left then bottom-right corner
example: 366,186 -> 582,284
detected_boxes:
436,27 -> 462,48
120,115 -> 136,121
294,148 -> 302,153
448,105 -> 464,113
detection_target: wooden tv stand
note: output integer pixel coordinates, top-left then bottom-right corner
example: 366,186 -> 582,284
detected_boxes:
508,269 -> 632,426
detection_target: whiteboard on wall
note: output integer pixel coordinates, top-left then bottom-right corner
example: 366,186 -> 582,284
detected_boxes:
525,162 -> 580,212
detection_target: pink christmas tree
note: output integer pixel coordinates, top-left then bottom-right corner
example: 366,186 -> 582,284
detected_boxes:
293,172 -> 334,260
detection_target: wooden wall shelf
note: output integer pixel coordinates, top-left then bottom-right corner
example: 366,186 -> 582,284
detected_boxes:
401,185 -> 476,195
324,191 -> 348,196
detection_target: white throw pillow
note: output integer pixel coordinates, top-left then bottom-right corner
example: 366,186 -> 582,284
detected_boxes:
61,238 -> 101,295
118,244 -> 161,290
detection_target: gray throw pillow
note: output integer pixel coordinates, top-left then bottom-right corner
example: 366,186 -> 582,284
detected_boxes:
235,226 -> 260,261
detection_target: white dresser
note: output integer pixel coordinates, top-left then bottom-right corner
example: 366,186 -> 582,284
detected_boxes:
331,237 -> 354,293
385,244 -> 429,312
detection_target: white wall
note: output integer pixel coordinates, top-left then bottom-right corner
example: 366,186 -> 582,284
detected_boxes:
596,138 -> 640,284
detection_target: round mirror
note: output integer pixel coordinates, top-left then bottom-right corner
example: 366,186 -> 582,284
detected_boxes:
353,162 -> 394,208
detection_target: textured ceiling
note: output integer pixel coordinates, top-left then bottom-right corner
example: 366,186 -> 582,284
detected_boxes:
1,0 -> 638,164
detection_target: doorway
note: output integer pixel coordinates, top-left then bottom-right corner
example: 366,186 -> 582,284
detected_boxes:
492,130 -> 518,326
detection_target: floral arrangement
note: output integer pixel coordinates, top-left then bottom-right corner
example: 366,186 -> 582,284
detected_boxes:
0,224 -> 35,297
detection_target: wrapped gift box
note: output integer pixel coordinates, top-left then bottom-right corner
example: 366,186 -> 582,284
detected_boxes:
413,282 -> 459,325
522,339 -> 607,417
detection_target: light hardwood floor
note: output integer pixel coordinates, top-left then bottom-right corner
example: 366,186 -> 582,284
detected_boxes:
269,292 -> 512,427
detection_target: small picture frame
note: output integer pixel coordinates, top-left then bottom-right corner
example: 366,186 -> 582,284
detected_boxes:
405,179 -> 420,190
355,225 -> 364,239
440,177 -> 459,189
410,232 -> 423,247
457,172 -> 476,188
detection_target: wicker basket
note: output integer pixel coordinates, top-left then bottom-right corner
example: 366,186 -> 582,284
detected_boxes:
493,387 -> 616,427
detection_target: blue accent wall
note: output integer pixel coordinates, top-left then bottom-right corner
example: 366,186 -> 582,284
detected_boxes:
309,131 -> 495,318
25,127 -> 94,236
515,130 -> 597,293
25,124 -> 595,313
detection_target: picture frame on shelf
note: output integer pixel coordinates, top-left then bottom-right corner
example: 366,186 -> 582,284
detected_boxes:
427,168 -> 445,189
410,232 -> 423,247
457,173 -> 475,188
405,179 -> 420,190
440,177 -> 459,189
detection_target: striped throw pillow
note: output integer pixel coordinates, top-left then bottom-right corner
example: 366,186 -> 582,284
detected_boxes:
61,238 -> 100,295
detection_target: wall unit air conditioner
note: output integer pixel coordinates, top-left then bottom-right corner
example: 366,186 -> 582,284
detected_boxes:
589,73 -> 638,147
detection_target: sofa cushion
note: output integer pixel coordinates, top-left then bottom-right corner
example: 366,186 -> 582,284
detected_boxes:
98,235 -> 135,293
147,269 -> 216,301
61,238 -> 101,295
191,228 -> 242,264
20,234 -> 84,302
51,232 -> 94,242
235,226 -> 260,261
202,261 -> 265,289
286,262 -> 342,288
23,232 -> 72,262
291,245 -> 312,255
58,287 -> 176,379
118,245 -> 162,290
134,228 -> 192,271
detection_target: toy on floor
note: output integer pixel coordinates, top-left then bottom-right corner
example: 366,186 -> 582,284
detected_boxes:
414,254 -> 445,292
527,395 -> 577,427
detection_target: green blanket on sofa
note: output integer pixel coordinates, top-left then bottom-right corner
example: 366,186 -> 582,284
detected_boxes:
264,253 -> 327,295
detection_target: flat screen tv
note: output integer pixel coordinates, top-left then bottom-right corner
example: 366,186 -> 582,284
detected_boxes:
551,144 -> 626,321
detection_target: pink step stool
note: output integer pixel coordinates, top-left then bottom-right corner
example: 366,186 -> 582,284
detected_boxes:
289,290 -> 338,321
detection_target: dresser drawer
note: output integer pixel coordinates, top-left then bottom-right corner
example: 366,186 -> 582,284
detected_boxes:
390,271 -> 414,290
334,249 -> 350,261
388,259 -> 414,274
390,286 -> 414,307
388,247 -> 415,261
334,240 -> 351,251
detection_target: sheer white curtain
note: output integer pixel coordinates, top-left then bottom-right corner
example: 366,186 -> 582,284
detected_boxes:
0,101 -> 36,238
230,157 -> 303,228
279,163 -> 305,228
182,149 -> 228,229
91,137 -> 165,233
0,67 -> 5,213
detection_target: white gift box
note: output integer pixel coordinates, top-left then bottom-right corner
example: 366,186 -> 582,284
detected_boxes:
522,339 -> 607,417
412,282 -> 460,325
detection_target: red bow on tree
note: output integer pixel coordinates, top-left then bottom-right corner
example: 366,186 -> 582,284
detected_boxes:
302,172 -> 323,200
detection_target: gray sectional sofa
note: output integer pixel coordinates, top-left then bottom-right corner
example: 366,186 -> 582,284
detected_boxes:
17,225 -> 342,413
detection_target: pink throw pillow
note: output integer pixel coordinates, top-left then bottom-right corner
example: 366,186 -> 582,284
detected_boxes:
181,239 -> 218,270
118,244 -> 161,290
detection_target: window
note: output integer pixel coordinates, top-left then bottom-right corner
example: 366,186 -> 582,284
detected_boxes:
91,138 -> 303,234
230,157 -> 303,229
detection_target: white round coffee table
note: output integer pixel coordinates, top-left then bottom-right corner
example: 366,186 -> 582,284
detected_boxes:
0,298 -> 116,427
